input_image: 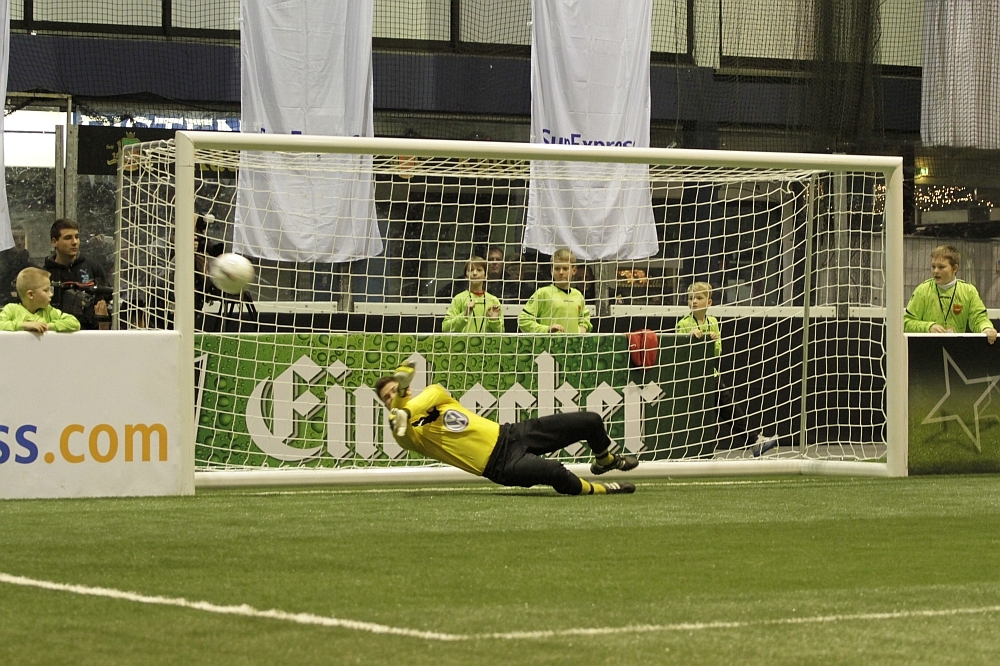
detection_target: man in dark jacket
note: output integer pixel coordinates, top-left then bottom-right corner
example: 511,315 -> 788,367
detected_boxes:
0,229 -> 32,307
44,219 -> 111,330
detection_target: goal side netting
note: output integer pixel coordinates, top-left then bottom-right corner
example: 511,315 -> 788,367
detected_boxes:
117,133 -> 905,485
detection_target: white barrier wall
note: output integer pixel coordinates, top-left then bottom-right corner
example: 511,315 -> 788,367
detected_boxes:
0,331 -> 192,499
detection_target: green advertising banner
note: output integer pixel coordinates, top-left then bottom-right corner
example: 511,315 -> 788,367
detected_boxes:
908,335 -> 1000,474
194,333 -> 716,468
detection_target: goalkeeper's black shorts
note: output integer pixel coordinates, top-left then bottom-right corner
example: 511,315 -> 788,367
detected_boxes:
482,412 -> 610,495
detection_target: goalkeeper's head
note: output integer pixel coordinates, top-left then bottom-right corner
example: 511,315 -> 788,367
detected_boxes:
375,376 -> 407,409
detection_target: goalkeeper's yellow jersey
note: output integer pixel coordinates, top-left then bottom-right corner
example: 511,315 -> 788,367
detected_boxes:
391,384 -> 499,476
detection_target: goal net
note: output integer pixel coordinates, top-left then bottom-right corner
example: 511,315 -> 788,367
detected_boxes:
117,133 -> 905,484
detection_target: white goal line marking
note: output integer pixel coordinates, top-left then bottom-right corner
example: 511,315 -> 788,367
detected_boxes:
3,571 -> 998,642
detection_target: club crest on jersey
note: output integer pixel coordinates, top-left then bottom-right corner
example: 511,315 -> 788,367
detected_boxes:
443,409 -> 469,432
953,303 -> 963,315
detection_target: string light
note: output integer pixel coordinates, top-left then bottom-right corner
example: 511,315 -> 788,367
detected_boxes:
915,186 -> 998,211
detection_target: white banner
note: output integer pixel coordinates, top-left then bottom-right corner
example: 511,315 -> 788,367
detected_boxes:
525,0 -> 657,261
235,0 -> 383,263
921,0 -> 1000,149
0,0 -> 13,253
0,332 -> 191,499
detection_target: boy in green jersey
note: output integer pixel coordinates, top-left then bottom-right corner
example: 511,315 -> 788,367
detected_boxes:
518,248 -> 592,333
375,363 -> 639,495
675,281 -> 722,356
0,267 -> 80,333
904,245 -> 996,344
441,256 -> 504,333
676,282 -> 775,455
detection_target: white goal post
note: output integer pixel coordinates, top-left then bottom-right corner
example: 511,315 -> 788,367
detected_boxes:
122,131 -> 905,487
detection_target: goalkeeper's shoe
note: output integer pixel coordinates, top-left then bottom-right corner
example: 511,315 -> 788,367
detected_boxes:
751,434 -> 779,458
602,481 -> 636,495
393,361 -> 416,391
391,409 -> 409,438
590,452 -> 639,476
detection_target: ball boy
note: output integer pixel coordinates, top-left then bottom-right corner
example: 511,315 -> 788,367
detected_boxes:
0,267 -> 81,333
904,245 -> 996,344
441,256 -> 504,333
518,248 -> 592,333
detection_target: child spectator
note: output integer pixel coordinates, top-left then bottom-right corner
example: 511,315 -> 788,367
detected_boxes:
442,256 -> 504,333
676,281 -> 776,455
518,248 -> 592,333
0,267 -> 81,333
904,244 -> 997,345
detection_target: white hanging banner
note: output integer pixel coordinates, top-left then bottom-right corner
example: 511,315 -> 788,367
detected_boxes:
525,0 -> 657,261
921,0 -> 1000,149
235,0 -> 383,263
0,0 -> 13,253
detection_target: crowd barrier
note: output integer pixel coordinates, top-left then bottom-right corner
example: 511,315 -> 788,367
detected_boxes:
0,331 -> 191,499
907,333 -> 1000,474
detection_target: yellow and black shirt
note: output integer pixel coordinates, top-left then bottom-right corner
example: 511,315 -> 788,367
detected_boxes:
391,384 -> 500,475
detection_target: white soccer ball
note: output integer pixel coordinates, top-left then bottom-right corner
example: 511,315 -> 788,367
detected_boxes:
209,253 -> 255,294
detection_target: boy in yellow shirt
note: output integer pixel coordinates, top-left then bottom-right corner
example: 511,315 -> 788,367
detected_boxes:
0,267 -> 80,333
518,248 -> 592,333
676,282 -> 775,455
904,244 -> 996,344
441,256 -> 504,333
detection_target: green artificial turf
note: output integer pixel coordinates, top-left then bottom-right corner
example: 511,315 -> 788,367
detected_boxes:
2,476 -> 1000,665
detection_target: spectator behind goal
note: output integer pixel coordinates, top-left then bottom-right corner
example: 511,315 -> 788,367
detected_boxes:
441,256 -> 504,333
675,281 -> 778,456
0,228 -> 32,307
44,219 -> 111,330
518,248 -> 592,333
904,244 -> 997,345
0,267 -> 80,333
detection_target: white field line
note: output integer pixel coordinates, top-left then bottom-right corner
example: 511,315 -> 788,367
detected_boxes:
0,572 -> 464,641
3,571 -> 998,642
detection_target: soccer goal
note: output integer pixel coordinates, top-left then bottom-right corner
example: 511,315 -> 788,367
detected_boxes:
116,132 -> 905,487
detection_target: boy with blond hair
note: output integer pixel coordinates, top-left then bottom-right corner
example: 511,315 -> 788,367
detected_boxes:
675,281 -> 722,355
904,245 -> 996,344
0,267 -> 81,333
676,281 -> 775,455
442,256 -> 504,333
518,248 -> 592,333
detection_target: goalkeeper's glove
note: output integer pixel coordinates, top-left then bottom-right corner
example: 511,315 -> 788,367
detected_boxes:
393,361 -> 416,391
391,408 -> 410,438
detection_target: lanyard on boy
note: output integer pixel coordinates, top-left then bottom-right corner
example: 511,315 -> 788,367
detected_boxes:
468,292 -> 487,333
935,283 -> 957,326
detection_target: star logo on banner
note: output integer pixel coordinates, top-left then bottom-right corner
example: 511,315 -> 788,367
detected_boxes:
921,349 -> 1000,452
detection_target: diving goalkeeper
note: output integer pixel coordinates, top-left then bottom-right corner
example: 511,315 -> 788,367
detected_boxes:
375,363 -> 639,495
